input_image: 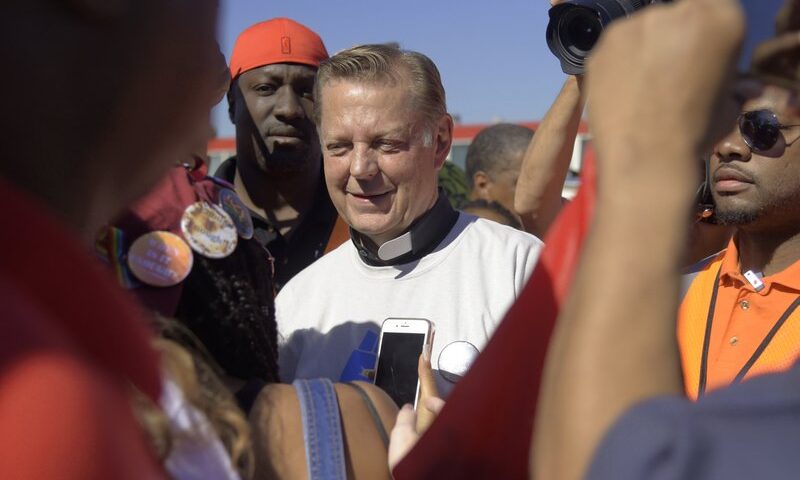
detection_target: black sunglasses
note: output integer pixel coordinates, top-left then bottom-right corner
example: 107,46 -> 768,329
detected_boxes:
739,109 -> 800,153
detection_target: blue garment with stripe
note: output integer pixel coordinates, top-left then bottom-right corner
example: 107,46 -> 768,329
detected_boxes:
293,378 -> 346,480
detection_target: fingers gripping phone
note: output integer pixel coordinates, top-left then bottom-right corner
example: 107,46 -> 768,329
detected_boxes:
373,318 -> 433,409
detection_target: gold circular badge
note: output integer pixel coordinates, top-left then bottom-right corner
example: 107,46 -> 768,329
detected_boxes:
127,231 -> 194,287
180,202 -> 238,259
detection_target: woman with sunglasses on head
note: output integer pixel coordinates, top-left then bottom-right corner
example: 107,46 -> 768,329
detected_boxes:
678,82 -> 800,400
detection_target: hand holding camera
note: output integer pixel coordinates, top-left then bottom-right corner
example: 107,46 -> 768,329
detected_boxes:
586,0 -> 744,197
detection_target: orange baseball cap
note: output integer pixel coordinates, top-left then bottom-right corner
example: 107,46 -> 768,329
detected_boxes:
230,18 -> 328,79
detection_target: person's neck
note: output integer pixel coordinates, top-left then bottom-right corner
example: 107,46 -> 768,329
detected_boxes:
352,190 -> 460,267
234,155 -> 321,235
737,224 -> 800,276
369,193 -> 440,247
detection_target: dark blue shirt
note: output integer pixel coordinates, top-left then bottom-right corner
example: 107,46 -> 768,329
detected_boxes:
589,364 -> 800,479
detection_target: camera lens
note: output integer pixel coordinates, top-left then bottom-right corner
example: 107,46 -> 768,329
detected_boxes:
546,0 -> 652,75
561,9 -> 602,53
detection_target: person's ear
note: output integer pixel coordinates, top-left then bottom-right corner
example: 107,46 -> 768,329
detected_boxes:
60,0 -> 129,20
433,114 -> 454,170
472,171 -> 493,200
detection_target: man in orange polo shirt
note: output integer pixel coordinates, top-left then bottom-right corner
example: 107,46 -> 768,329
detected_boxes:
0,0 -> 221,478
679,82 -> 800,399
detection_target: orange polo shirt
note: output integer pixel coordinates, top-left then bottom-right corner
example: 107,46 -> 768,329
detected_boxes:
678,237 -> 800,399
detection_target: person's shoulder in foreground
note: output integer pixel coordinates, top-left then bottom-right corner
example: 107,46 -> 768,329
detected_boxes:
0,0 -> 220,475
0,308 -> 163,479
0,182 -> 163,479
588,363 -> 800,480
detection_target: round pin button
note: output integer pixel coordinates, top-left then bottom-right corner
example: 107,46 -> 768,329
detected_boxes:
218,188 -> 254,240
180,202 -> 238,259
438,341 -> 480,383
127,231 -> 193,287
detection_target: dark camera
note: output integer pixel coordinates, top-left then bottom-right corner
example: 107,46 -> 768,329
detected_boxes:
546,0 -> 670,75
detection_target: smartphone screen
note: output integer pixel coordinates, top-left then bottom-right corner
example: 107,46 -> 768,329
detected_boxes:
374,332 -> 426,407
739,0 -> 784,74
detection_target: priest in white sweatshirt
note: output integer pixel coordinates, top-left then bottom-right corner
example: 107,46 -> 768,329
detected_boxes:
276,43 -> 543,398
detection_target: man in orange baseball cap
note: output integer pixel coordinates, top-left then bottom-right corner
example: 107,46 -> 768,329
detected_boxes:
216,18 -> 348,291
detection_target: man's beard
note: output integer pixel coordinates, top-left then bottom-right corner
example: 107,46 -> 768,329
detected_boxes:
713,189 -> 800,227
713,206 -> 763,225
258,146 -> 314,174
253,137 -> 318,175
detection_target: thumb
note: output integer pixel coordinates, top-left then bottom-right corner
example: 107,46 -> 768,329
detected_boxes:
415,347 -> 439,433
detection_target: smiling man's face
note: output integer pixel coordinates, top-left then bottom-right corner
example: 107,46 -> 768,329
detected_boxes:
318,77 -> 450,245
710,84 -> 800,228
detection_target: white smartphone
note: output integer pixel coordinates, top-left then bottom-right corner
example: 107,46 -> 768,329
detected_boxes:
373,318 -> 433,408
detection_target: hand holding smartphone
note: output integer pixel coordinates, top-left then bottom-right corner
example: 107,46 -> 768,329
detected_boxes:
374,318 -> 433,408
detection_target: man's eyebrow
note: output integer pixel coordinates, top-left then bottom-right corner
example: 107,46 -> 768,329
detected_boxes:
323,129 -> 352,141
244,72 -> 280,83
292,70 -> 317,80
744,101 -> 783,119
376,126 -> 410,138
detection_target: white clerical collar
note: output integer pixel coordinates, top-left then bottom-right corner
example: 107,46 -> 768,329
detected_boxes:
350,190 -> 458,266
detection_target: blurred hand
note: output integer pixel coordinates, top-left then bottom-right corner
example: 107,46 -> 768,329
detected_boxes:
388,396 -> 445,471
387,350 -> 444,471
586,0 -> 745,189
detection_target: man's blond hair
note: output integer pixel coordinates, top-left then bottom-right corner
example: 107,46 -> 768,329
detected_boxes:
313,43 -> 448,138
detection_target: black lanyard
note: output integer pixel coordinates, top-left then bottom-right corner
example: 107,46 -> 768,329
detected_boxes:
697,266 -> 800,397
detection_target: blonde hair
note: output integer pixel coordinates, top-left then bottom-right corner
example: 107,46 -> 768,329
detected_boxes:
132,316 -> 255,480
313,43 -> 447,137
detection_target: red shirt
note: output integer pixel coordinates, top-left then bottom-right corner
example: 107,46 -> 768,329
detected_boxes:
0,179 -> 165,479
393,152 -> 598,479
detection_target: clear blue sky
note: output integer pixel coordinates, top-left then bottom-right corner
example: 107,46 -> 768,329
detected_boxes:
212,0 -> 567,138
